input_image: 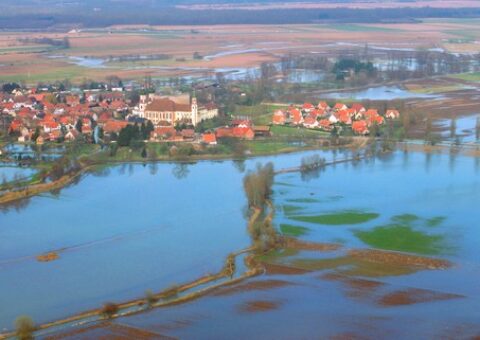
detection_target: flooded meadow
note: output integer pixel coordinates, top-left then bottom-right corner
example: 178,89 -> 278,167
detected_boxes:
2,149 -> 479,338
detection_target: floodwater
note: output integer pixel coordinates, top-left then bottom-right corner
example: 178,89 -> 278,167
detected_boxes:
436,114 -> 480,143
69,56 -> 106,69
0,150 -> 331,331
9,149 -> 479,339
323,86 -> 439,100
0,164 -> 36,182
69,150 -> 480,339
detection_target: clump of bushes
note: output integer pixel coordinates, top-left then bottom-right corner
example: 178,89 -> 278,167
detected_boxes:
145,289 -> 159,307
243,162 -> 274,208
15,316 -> 35,340
100,302 -> 119,319
223,253 -> 236,278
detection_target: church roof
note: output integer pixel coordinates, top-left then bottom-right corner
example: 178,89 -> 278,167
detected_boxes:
145,98 -> 191,112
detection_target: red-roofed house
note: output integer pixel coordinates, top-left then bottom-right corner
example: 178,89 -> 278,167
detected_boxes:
318,101 -> 330,111
303,115 -> 318,128
272,110 -> 287,125
289,108 -> 303,125
364,109 -> 384,126
103,120 -> 129,134
232,127 -> 255,140
352,120 -> 369,135
231,119 -> 252,128
202,132 -> 217,145
351,103 -> 366,114
215,127 -> 233,138
151,126 -> 177,140
333,103 -> 347,112
302,102 -> 315,112
319,119 -> 333,131
386,109 -> 400,119
41,120 -> 60,132
336,110 -> 352,125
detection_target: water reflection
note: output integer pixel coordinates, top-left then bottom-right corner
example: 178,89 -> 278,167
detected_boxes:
232,159 -> 246,173
172,163 -> 190,180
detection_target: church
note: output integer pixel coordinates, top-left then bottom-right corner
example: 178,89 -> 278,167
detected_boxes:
138,94 -> 218,126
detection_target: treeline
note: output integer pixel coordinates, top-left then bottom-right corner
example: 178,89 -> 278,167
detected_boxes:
17,37 -> 70,49
243,163 -> 274,209
115,122 -> 155,147
3,7 -> 480,28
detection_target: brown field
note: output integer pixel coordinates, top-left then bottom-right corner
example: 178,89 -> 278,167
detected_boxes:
177,1 -> 480,11
1,19 -> 480,84
237,299 -> 282,313
45,322 -> 174,340
378,288 -> 463,306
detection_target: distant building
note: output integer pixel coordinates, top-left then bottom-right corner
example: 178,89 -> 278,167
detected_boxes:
139,94 -> 218,126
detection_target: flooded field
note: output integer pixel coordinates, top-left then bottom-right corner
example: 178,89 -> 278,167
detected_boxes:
0,150 -> 331,331
322,86 -> 440,100
0,165 -> 36,183
23,149 -> 480,339
435,114 -> 480,143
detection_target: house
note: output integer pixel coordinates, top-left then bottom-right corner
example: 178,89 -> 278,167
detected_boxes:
386,109 -> 400,119
319,119 -> 332,131
328,114 -> 339,124
151,126 -> 177,141
142,95 -> 218,126
103,120 -> 129,134
289,108 -> 303,125
272,110 -> 287,125
65,128 -> 80,141
364,109 -> 384,126
49,129 -> 62,141
231,119 -> 252,128
336,110 -> 352,125
311,108 -> 325,118
333,103 -> 347,112
202,132 -> 217,145
318,101 -> 330,111
352,120 -> 369,135
215,127 -> 233,138
302,102 -> 315,112
232,126 -> 255,140
351,103 -> 366,114
253,125 -> 271,137
181,129 -> 196,141
303,115 -> 318,128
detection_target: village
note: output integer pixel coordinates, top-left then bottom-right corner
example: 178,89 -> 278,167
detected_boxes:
0,85 -> 401,156
272,102 -> 400,135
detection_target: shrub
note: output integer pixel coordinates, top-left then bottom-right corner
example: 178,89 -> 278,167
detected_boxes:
145,289 -> 159,307
15,316 -> 35,340
100,302 -> 119,319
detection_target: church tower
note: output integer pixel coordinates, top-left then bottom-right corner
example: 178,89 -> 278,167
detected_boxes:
191,96 -> 198,126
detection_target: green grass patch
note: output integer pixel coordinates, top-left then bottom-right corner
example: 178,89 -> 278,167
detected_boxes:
280,224 -> 310,237
331,24 -> 403,32
286,198 -> 320,203
274,181 -> 297,187
233,104 -> 287,125
282,205 -> 304,215
449,72 -> 480,82
270,125 -> 329,138
426,216 -> 446,228
291,211 -> 379,225
289,256 -> 418,277
409,85 -> 463,94
246,140 -> 300,154
0,66 -> 85,84
392,214 -> 419,224
355,225 -> 446,255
